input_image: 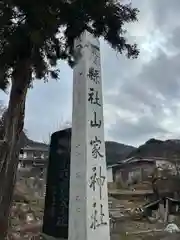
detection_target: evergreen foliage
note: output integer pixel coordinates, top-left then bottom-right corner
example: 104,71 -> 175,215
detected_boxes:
0,0 -> 139,90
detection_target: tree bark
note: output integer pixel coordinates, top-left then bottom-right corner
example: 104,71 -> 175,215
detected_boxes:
0,61 -> 31,239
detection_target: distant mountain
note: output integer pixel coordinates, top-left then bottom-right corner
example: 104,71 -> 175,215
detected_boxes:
19,127 -> 180,167
128,138 -> 180,159
22,127 -> 180,165
22,128 -> 135,165
105,141 -> 136,165
19,131 -> 48,149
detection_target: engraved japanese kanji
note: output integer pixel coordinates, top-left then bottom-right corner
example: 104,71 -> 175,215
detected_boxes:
87,67 -> 100,84
89,166 -> 105,200
90,111 -> 102,128
88,88 -> 101,106
90,202 -> 107,229
90,136 -> 104,159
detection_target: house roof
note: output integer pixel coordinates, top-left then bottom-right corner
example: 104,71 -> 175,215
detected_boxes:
107,163 -> 120,169
119,156 -> 155,165
107,156 -> 178,170
107,157 -> 155,169
108,157 -> 156,170
22,145 -> 49,152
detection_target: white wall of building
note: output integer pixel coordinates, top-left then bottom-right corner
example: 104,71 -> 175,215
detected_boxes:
107,167 -> 113,183
156,160 -> 176,171
155,159 -> 180,175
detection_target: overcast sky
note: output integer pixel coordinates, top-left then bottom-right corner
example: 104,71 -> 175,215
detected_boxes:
1,0 -> 180,147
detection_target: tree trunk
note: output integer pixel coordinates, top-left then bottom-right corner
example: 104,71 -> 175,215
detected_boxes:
0,61 -> 31,239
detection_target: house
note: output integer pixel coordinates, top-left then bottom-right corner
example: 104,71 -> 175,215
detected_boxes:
111,157 -> 156,187
18,144 -> 49,169
108,156 -> 180,187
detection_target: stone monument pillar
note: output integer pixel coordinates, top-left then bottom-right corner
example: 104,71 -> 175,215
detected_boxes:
42,129 -> 71,240
69,31 -> 110,240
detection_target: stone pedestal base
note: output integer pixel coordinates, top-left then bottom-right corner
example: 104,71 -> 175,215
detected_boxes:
41,233 -> 66,240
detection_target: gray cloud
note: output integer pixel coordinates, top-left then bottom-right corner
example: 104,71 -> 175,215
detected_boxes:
151,0 -> 180,29
170,26 -> 180,50
107,54 -> 180,145
105,0 -> 180,146
109,115 -> 169,144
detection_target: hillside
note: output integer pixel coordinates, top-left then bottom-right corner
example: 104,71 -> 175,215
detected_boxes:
19,131 -> 48,149
21,129 -> 135,165
105,141 -> 135,165
128,138 -> 180,159
22,130 -> 180,165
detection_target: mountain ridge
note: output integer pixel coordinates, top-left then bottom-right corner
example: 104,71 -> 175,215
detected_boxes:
105,141 -> 135,165
23,129 -> 180,165
128,138 -> 180,159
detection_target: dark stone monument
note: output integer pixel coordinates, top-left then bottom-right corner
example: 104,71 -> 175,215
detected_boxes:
42,128 -> 71,239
